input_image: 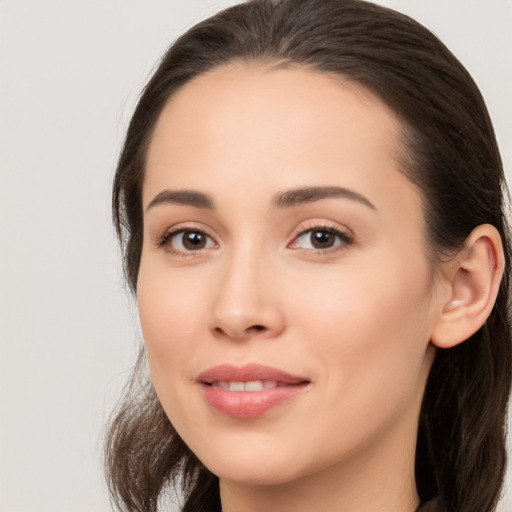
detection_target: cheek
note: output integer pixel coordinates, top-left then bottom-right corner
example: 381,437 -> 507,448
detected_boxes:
287,253 -> 434,400
278,259 -> 434,463
136,257 -> 207,387
293,257 -> 431,331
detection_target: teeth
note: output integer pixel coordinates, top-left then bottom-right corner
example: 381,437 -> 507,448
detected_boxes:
211,380 -> 279,391
229,381 -> 245,392
245,380 -> 264,391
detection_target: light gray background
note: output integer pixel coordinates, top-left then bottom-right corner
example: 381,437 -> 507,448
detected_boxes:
1,1 -> 511,511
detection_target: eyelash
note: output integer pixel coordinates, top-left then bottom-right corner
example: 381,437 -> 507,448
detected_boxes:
157,228 -> 217,257
290,224 -> 354,255
157,224 -> 354,257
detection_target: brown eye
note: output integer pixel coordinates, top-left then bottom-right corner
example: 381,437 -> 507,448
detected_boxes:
165,229 -> 216,252
182,231 -> 207,250
292,227 -> 353,252
310,230 -> 336,249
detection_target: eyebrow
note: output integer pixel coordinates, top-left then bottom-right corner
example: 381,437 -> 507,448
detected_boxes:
272,186 -> 376,210
146,186 -> 376,212
146,189 -> 214,211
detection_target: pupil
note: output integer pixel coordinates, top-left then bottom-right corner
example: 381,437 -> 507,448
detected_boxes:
183,231 -> 205,250
311,230 -> 334,248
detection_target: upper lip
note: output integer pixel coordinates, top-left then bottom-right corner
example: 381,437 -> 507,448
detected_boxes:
197,363 -> 309,384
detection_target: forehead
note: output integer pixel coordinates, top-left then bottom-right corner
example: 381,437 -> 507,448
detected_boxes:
147,65 -> 403,171
144,65 -> 419,219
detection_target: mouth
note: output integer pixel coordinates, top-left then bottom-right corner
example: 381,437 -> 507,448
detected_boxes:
210,380 -> 283,391
197,363 -> 310,418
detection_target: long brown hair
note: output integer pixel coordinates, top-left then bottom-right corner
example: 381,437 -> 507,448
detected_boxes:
105,1 -> 511,511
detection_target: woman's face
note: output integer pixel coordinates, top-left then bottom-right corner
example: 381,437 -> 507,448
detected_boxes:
138,66 -> 443,486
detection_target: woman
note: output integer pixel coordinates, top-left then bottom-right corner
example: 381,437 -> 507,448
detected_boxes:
104,1 -> 511,511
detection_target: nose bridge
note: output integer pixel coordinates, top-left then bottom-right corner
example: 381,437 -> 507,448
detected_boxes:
209,235 -> 283,339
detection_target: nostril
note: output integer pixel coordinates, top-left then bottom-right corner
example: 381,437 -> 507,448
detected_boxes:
212,323 -> 269,340
212,324 -> 266,339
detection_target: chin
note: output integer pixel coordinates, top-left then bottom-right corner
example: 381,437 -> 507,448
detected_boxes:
181,429 -> 308,486
209,458 -> 307,487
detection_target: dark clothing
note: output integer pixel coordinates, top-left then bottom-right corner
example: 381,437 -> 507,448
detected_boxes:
417,498 -> 443,512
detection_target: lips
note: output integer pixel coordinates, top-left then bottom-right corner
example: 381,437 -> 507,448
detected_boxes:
197,363 -> 310,418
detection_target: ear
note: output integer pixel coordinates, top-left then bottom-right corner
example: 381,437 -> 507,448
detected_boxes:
431,224 -> 505,349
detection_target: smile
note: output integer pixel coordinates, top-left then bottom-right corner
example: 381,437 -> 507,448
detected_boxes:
197,364 -> 310,417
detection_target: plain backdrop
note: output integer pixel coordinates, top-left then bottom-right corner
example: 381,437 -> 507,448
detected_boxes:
1,1 -> 511,511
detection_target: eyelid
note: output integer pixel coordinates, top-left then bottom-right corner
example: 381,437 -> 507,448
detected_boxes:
289,219 -> 354,241
287,221 -> 354,253
154,221 -> 215,241
156,223 -> 219,256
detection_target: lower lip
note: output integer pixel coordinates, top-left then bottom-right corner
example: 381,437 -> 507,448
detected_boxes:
201,384 -> 308,418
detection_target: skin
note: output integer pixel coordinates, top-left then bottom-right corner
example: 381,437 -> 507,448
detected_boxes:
137,65 -> 450,512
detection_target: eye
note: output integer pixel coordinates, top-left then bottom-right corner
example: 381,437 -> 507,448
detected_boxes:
160,229 -> 216,254
290,227 -> 353,252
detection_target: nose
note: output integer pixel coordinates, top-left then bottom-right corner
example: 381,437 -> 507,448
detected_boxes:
208,246 -> 286,341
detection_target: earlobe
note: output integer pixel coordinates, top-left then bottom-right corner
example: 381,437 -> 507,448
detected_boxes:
431,224 -> 505,349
